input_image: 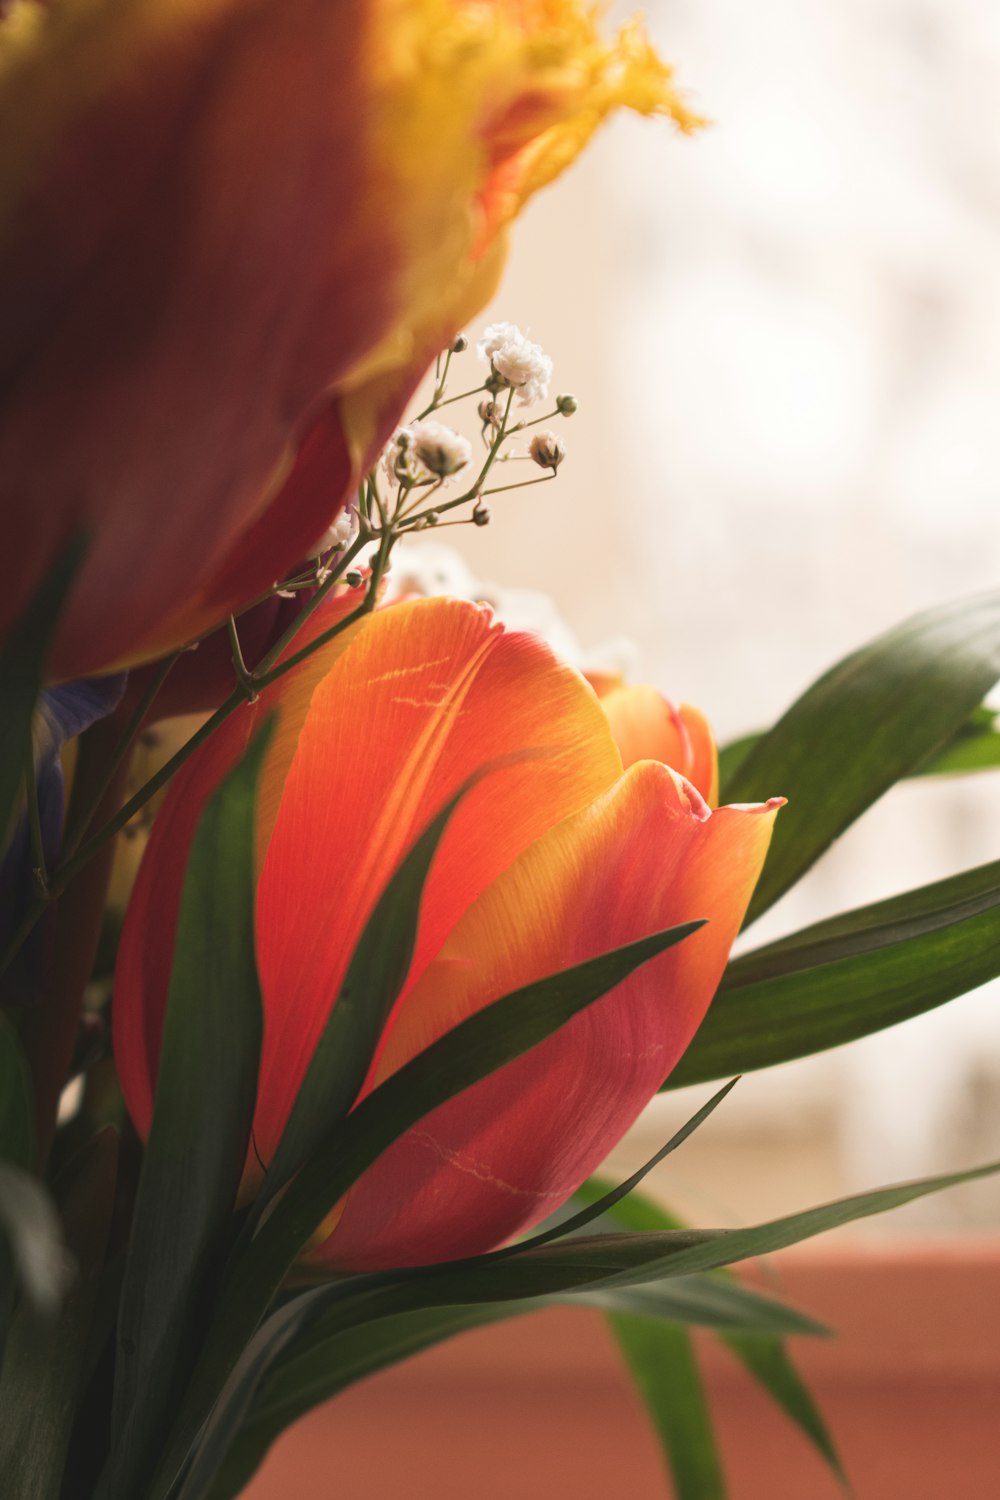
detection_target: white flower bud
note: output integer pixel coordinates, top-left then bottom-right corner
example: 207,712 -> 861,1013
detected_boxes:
410,419 -> 471,478
306,508 -> 357,557
471,501 -> 491,526
478,398 -> 502,428
529,430 -> 565,471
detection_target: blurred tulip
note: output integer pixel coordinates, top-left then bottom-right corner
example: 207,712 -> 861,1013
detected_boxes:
0,0 -> 697,680
114,594 -> 779,1271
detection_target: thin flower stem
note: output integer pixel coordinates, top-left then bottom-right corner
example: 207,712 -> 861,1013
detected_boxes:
415,384 -> 485,420
481,474 -> 557,497
60,651 -> 180,860
251,530 -> 368,678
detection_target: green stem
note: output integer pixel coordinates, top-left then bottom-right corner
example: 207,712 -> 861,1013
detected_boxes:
61,652 -> 179,861
252,531 -> 368,679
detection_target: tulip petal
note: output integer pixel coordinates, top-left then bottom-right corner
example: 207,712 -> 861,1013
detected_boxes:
112,588 -> 367,1136
318,767 -> 781,1270
600,685 -> 719,806
254,597 -> 622,1159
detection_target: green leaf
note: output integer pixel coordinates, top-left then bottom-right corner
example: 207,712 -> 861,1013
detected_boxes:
200,1300 -> 542,1500
723,1333 -> 844,1484
0,1014 -> 34,1171
189,1277 -> 815,1500
106,723 -> 271,1497
0,534 -> 87,853
718,705 -> 1000,799
724,592 -> 1000,923
609,1311 -> 726,1500
255,771 -> 494,1226
0,1129 -> 118,1500
146,918 -> 706,1500
580,1179 -> 844,1488
669,856 -> 1000,1086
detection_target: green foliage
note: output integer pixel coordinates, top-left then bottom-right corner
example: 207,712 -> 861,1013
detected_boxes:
724,591 -> 1000,924
671,856 -> 1000,1085
0,535 -> 87,856
144,919 -> 706,1500
105,725 -> 271,1498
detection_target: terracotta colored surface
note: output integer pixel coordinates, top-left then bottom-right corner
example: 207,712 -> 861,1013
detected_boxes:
243,1241 -> 1000,1499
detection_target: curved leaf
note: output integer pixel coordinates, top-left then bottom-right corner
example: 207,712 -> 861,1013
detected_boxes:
725,591 -> 1000,923
146,920 -> 705,1500
107,724 -> 271,1497
670,857 -> 1000,1087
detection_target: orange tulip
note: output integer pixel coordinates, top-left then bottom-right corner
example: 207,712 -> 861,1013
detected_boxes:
0,0 -> 698,680
113,595 -> 780,1271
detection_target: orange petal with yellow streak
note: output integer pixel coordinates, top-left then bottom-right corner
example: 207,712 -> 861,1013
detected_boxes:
253,597 -> 622,1161
112,587 -> 368,1137
314,765 -> 782,1270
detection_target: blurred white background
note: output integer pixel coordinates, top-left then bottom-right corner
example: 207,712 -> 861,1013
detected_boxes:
399,0 -> 1000,1232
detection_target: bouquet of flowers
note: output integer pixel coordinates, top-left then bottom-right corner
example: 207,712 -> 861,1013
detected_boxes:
2,3 -> 1000,1497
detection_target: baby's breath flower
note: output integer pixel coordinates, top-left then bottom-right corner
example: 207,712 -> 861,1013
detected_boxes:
529,430 -> 565,471
449,333 -> 468,353
477,321 -> 552,406
410,419 -> 471,478
306,508 -> 357,557
478,398 -> 503,428
555,393 -> 578,416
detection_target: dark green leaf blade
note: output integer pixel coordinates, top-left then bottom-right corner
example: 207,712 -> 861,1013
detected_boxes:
718,705 -> 1000,802
200,1301 -> 542,1500
579,1177 -> 844,1487
107,723 -> 271,1497
0,535 -> 87,852
609,1311 -> 726,1500
725,591 -> 1000,923
0,1129 -> 118,1500
0,1014 -> 34,1171
669,856 -> 1000,1086
724,1332 -> 845,1484
147,918 -> 706,1500
255,771 -> 494,1224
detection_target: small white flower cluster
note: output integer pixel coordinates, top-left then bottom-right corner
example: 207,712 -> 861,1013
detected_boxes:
306,508 -> 358,558
384,419 -> 472,482
477,321 -> 553,406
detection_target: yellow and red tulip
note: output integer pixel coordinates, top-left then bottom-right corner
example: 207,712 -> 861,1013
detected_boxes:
0,0 -> 698,681
113,594 -> 780,1271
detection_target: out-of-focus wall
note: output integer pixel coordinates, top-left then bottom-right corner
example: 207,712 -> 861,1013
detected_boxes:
401,0 -> 1000,1230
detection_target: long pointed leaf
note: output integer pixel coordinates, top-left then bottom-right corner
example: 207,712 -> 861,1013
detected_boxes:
0,535 -> 87,853
725,591 -> 1000,923
255,761 -> 537,1227
580,1178 -> 843,1486
609,1311 -> 726,1500
107,724 -> 271,1497
146,918 -> 705,1500
670,856 -> 1000,1086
